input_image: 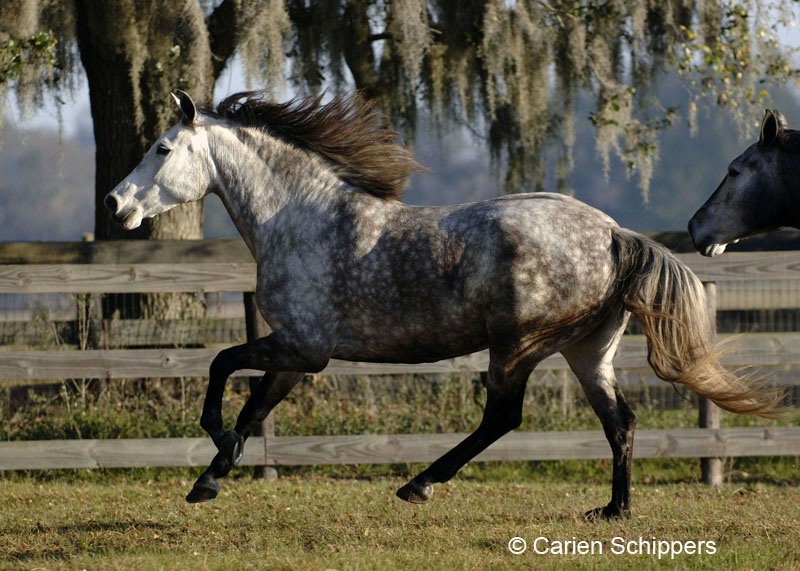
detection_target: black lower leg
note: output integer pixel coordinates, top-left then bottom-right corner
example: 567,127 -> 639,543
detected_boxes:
186,448 -> 237,504
233,372 -> 304,436
188,345 -> 254,504
396,431 -> 487,503
200,344 -> 251,444
221,372 -> 304,466
187,371 -> 304,504
397,386 -> 525,504
586,395 -> 636,520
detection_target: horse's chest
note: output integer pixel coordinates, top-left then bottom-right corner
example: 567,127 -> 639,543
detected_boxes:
253,255 -> 337,328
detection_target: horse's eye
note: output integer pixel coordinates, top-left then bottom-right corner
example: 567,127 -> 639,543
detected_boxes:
727,166 -> 739,178
156,144 -> 171,156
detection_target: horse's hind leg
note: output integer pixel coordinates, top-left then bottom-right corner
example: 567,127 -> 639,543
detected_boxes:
561,311 -> 636,519
396,352 -> 532,503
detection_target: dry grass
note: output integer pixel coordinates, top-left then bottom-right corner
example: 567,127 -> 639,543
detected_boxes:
1,475 -> 799,570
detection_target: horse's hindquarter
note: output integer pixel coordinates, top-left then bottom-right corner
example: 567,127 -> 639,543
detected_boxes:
329,194 -> 620,363
483,195 -> 620,352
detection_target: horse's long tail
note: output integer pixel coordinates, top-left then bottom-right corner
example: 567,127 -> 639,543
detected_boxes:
612,228 -> 785,418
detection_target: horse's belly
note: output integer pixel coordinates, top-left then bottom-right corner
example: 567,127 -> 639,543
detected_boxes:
332,311 -> 490,363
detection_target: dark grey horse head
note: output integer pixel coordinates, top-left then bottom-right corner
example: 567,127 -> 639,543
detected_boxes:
688,109 -> 800,256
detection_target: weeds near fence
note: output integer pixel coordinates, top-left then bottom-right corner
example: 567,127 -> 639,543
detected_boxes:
2,369 -> 798,486
1,371 -> 696,442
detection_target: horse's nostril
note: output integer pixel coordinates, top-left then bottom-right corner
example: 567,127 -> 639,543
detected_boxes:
104,193 -> 119,214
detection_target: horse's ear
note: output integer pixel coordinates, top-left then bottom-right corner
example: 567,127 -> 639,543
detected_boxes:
171,90 -> 197,125
773,109 -> 789,131
759,109 -> 783,149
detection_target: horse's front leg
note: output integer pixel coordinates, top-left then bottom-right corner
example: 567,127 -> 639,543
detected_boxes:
199,343 -> 252,450
186,343 -> 253,503
187,336 -> 327,503
232,371 -> 305,438
187,370 -> 305,504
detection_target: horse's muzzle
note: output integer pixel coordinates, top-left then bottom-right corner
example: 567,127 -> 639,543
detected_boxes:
104,192 -> 144,229
687,214 -> 723,257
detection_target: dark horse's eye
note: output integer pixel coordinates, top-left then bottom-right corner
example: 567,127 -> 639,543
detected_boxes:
727,166 -> 739,178
156,143 -> 171,156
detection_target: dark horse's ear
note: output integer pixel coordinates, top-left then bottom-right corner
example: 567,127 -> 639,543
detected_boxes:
759,109 -> 784,149
171,90 -> 197,125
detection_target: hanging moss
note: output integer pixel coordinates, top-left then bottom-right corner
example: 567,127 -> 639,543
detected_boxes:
387,0 -> 430,94
2,0 -> 798,200
239,0 -> 290,96
0,0 -> 74,123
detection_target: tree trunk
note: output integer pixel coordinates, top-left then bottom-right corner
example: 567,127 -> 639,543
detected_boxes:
74,0 -> 213,320
74,0 -> 213,242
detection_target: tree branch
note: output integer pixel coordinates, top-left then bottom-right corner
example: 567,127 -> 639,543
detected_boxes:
368,32 -> 392,42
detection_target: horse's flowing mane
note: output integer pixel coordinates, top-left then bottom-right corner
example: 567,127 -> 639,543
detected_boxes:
215,91 -> 425,200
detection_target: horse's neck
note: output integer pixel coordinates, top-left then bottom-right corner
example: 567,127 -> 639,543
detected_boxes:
782,156 -> 800,228
207,125 -> 342,259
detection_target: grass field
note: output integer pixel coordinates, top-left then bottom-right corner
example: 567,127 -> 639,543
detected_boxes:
2,473 -> 799,570
3,374 -> 798,569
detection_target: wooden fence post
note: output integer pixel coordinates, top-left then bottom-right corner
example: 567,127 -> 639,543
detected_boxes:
699,282 -> 722,486
243,292 -> 278,480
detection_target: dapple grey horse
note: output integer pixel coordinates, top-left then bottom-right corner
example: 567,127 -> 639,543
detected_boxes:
106,90 -> 782,518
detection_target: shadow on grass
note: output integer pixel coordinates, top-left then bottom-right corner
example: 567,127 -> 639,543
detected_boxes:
2,520 -> 174,563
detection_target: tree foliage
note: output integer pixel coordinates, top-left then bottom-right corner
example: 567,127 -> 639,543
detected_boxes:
0,1 -> 73,118
1,0 -> 798,208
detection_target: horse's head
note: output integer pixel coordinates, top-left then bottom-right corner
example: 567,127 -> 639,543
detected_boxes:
105,91 -> 214,230
688,109 -> 797,256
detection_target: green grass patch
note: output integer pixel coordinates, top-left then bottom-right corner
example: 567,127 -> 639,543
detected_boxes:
2,372 -> 798,568
1,476 -> 799,570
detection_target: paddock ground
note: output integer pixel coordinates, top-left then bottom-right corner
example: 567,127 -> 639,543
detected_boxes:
1,475 -> 798,570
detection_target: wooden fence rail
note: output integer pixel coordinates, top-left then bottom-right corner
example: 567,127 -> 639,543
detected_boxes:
3,334 -> 800,381
2,427 -> 798,471
0,239 -> 798,473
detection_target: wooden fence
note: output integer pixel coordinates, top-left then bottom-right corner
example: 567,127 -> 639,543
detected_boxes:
0,238 -> 799,474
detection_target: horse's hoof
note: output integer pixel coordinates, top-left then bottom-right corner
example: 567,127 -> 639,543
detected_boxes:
186,476 -> 220,504
584,504 -> 630,521
396,480 -> 433,504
